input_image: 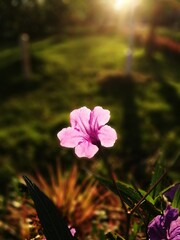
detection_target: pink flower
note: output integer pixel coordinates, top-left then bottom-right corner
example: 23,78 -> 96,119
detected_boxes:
57,106 -> 117,158
68,225 -> 76,236
43,225 -> 76,239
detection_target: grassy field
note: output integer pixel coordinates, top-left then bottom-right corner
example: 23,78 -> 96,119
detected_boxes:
0,33 -> 180,183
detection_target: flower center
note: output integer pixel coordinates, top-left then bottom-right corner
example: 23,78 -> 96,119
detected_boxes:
89,130 -> 100,146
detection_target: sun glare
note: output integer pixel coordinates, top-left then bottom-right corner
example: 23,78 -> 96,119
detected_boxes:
114,0 -> 126,10
113,0 -> 138,10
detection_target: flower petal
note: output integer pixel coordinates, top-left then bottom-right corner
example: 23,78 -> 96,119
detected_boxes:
70,107 -> 91,134
75,141 -> 99,158
57,127 -> 83,148
164,183 -> 180,201
148,215 -> 166,239
148,205 -> 180,240
98,125 -> 117,147
164,205 -> 179,228
90,106 -> 110,129
168,217 -> 180,239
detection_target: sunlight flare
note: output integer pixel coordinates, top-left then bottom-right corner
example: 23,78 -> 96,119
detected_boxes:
113,0 -> 139,10
114,0 -> 126,10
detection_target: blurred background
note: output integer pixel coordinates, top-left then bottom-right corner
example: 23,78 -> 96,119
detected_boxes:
0,0 -> 180,237
1,0 -> 180,183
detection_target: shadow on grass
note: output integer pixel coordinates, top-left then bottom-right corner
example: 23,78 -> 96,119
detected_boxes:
99,52 -> 180,182
0,55 -> 44,101
149,57 -> 180,161
137,54 -> 180,131
99,72 -> 149,181
0,52 -> 70,103
134,53 -> 180,158
151,57 -> 180,126
0,53 -> 74,173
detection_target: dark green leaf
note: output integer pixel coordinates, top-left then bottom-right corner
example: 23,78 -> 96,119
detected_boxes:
150,152 -> 180,201
172,186 -> 180,212
156,183 -> 179,202
96,175 -> 160,218
130,222 -> 139,240
168,151 -> 180,168
149,154 -> 166,199
23,176 -> 76,240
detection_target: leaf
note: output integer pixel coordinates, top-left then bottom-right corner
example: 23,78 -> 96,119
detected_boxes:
150,152 -> 180,202
23,176 -> 76,240
172,185 -> 180,212
96,175 -> 160,218
168,151 -> 180,168
157,183 -> 180,202
130,222 -> 139,240
149,154 -> 166,199
106,232 -> 125,240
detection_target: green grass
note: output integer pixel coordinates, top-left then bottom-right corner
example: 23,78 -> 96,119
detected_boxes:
0,33 -> 180,182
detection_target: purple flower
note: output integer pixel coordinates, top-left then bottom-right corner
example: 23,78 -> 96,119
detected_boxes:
148,205 -> 180,240
57,106 -> 117,158
164,183 -> 180,201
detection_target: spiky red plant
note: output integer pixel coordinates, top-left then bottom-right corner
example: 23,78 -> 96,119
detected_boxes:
33,161 -> 121,239
1,162 -> 121,239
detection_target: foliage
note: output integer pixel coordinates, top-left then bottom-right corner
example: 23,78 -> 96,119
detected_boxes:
0,0 -> 124,41
0,177 -> 41,239
0,3 -> 180,237
0,0 -> 69,41
172,187 -> 180,212
2,154 -> 179,239
20,144 -> 180,239
0,162 -> 121,239
95,154 -> 180,239
33,162 -> 121,238
23,175 -> 76,240
0,33 -> 180,182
